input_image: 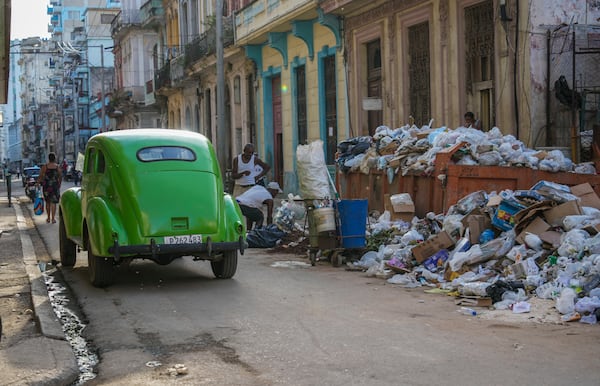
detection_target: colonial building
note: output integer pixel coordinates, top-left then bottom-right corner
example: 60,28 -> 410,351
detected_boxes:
156,0 -> 256,175
235,0 -> 347,191
110,0 -> 163,130
319,0 -> 599,159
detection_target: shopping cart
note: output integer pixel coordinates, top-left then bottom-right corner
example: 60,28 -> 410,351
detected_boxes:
302,198 -> 369,267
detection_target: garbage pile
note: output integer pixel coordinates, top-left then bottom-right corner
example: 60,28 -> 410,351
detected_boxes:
351,180 -> 600,324
337,125 -> 598,179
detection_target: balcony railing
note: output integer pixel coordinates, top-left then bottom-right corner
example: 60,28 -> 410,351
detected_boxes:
170,55 -> 186,86
155,62 -> 171,90
184,15 -> 234,67
140,0 -> 164,26
111,10 -> 142,35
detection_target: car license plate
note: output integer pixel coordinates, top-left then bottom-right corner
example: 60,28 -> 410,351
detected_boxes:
163,234 -> 203,244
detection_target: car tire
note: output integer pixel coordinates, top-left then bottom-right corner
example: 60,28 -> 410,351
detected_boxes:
59,215 -> 77,267
211,250 -> 238,279
87,233 -> 114,287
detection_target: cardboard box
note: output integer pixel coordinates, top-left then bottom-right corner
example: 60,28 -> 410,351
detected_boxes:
379,141 -> 399,155
411,231 -> 455,263
486,195 -> 503,207
511,258 -> 539,279
384,193 -> 415,222
584,223 -> 600,235
570,183 -> 600,209
422,249 -> 449,271
465,214 -> 492,245
538,230 -> 562,248
516,217 -> 551,245
387,156 -> 402,168
492,199 -> 527,231
543,200 -> 582,227
455,296 -> 493,307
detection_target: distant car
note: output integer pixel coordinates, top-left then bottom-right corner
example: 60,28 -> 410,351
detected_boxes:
22,166 -> 41,187
59,129 -> 247,287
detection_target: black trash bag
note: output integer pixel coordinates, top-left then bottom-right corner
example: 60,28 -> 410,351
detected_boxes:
485,280 -> 525,303
246,224 -> 286,248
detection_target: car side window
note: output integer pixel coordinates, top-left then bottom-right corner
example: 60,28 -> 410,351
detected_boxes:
97,151 -> 106,173
86,148 -> 95,174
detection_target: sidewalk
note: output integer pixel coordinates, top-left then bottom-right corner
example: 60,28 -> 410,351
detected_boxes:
0,178 -> 79,385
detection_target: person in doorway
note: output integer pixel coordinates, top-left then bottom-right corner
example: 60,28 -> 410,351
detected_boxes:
37,152 -> 62,224
464,111 -> 483,131
236,181 -> 282,231
232,143 -> 271,197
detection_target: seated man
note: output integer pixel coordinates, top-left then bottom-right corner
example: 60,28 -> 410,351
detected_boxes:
236,182 -> 282,230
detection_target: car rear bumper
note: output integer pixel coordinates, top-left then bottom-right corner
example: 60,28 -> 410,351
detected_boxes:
108,236 -> 246,259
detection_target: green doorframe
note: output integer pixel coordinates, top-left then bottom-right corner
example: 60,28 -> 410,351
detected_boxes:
318,45 -> 338,162
291,56 -> 307,172
261,65 -> 282,175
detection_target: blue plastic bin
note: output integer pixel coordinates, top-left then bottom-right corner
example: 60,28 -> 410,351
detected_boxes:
336,199 -> 368,248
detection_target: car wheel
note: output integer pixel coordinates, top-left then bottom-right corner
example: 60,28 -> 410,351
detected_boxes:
87,233 -> 114,287
211,250 -> 238,279
59,215 -> 77,267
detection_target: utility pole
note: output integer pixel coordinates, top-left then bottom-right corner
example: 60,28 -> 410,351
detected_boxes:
216,0 -> 228,173
73,75 -> 79,159
101,44 -> 106,132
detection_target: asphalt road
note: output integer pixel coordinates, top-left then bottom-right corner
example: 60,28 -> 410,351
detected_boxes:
28,184 -> 600,386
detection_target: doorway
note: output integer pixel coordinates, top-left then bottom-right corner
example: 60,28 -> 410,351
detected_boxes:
271,75 -> 283,185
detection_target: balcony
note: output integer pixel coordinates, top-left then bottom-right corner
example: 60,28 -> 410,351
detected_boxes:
235,0 -> 317,45
154,62 -> 171,91
184,16 -> 234,67
140,0 -> 164,28
170,55 -> 186,87
111,10 -> 142,36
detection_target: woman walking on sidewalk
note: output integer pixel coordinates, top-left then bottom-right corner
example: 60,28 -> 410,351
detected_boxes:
37,152 -> 62,224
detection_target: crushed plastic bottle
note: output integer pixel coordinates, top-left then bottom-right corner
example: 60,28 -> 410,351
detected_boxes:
458,307 -> 477,316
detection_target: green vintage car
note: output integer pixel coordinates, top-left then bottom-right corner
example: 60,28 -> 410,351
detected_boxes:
59,129 -> 246,287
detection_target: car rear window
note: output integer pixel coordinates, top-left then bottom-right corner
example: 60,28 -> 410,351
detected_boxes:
137,146 -> 196,162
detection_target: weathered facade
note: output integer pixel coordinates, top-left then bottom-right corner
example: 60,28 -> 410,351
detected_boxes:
110,0 -> 163,130
320,0 -> 600,158
235,0 -> 347,191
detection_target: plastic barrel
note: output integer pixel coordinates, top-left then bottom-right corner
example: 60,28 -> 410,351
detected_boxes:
337,199 -> 368,248
313,207 -> 336,233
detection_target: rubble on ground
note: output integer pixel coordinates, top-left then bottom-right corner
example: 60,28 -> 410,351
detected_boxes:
272,180 -> 600,325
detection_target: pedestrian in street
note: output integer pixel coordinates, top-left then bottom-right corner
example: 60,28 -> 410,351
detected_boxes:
61,159 -> 69,181
236,181 -> 282,231
38,152 -> 62,224
73,170 -> 81,186
231,143 -> 271,197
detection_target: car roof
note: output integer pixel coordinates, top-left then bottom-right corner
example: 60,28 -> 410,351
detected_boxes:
24,166 -> 40,170
87,129 -> 219,172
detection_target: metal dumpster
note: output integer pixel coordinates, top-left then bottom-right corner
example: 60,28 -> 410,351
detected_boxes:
336,142 -> 600,217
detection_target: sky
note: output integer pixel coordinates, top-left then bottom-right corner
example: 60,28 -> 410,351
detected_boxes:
10,0 -> 52,40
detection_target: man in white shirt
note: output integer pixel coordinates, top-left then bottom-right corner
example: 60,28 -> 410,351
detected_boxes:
231,143 -> 271,197
236,181 -> 282,230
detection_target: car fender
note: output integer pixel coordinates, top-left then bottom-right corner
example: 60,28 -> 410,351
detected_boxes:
85,197 -> 127,257
223,193 -> 246,239
59,187 -> 83,241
